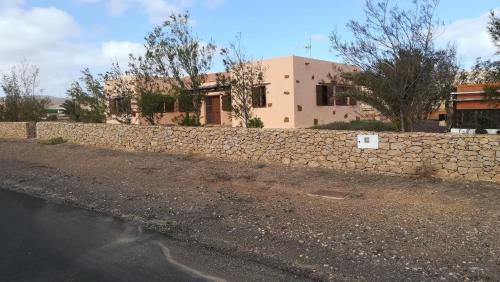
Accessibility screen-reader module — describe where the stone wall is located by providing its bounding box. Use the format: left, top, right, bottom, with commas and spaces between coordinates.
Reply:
37, 122, 500, 183
0, 122, 36, 139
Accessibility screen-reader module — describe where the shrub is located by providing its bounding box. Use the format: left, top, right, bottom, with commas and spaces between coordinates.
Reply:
46, 115, 58, 121
38, 137, 66, 145
173, 114, 200, 127
136, 91, 169, 125
248, 117, 264, 128
312, 120, 397, 132
475, 129, 488, 134
255, 163, 267, 169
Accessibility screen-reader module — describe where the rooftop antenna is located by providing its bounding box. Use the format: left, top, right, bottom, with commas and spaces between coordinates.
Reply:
304, 36, 312, 58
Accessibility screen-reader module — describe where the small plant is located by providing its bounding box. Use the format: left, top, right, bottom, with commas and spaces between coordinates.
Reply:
475, 128, 488, 135
248, 117, 264, 128
255, 163, 267, 169
38, 137, 66, 145
173, 114, 201, 126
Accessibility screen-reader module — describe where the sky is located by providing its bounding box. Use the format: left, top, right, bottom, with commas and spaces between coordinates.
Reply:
0, 0, 499, 97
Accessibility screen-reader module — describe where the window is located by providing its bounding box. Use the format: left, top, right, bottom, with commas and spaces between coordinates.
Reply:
252, 86, 267, 108
153, 96, 175, 113
221, 95, 232, 112
164, 97, 175, 113
109, 97, 131, 115
335, 85, 350, 106
178, 93, 194, 112
316, 84, 334, 106
335, 96, 348, 106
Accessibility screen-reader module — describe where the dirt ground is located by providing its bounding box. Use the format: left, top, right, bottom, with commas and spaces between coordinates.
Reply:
1, 139, 499, 281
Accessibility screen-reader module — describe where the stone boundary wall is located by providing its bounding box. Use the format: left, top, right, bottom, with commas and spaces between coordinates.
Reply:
37, 122, 500, 183
0, 122, 36, 139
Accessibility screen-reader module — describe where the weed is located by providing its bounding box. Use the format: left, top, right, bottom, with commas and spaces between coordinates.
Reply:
38, 137, 66, 145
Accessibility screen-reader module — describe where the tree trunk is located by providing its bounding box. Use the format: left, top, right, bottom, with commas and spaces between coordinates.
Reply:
244, 108, 249, 128
399, 110, 406, 132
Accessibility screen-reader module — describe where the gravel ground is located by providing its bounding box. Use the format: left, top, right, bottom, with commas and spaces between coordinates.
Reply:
1, 139, 499, 281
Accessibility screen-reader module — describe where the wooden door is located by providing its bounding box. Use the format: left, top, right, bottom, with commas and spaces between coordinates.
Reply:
206, 96, 221, 125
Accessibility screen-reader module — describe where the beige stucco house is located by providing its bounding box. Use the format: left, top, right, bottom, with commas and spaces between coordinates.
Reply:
107, 55, 379, 128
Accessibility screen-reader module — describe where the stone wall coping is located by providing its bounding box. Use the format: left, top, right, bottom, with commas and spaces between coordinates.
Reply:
36, 122, 500, 140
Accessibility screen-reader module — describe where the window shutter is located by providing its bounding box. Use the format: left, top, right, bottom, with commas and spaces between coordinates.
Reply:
109, 99, 116, 115
261, 87, 266, 107
316, 85, 322, 106
252, 87, 258, 107
222, 95, 232, 112
328, 84, 335, 106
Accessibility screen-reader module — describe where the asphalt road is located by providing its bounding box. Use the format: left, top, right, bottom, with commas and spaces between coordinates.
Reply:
0, 189, 296, 282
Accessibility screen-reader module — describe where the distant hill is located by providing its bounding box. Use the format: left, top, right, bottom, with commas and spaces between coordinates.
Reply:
0, 95, 66, 108
36, 95, 66, 107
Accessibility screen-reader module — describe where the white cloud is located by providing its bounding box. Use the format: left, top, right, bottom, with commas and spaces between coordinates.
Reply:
437, 9, 499, 67
0, 0, 226, 96
107, 0, 127, 16
311, 34, 327, 43
70, 0, 225, 22
0, 3, 144, 97
140, 0, 179, 24
101, 41, 145, 65
0, 0, 25, 9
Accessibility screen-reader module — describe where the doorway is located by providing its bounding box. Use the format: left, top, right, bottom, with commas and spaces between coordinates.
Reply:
205, 95, 221, 125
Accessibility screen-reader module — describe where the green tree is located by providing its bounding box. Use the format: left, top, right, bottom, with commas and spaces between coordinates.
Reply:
488, 11, 500, 53
330, 0, 458, 132
63, 69, 107, 123
104, 61, 134, 124
217, 33, 265, 128
457, 59, 500, 85
128, 48, 174, 125
457, 13, 500, 101
0, 61, 48, 122
143, 12, 216, 124
136, 90, 174, 125
61, 99, 83, 122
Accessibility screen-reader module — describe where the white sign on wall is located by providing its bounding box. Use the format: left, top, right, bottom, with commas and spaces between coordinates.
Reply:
357, 135, 379, 149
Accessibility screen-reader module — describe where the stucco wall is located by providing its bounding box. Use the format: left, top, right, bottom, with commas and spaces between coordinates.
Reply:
292, 56, 364, 128
37, 122, 500, 183
0, 122, 36, 139
247, 56, 297, 129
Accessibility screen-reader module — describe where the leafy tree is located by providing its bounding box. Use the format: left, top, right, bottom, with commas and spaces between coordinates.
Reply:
136, 90, 173, 125
128, 50, 174, 125
217, 33, 265, 127
63, 69, 107, 123
457, 59, 500, 85
488, 11, 500, 53
104, 61, 134, 123
144, 12, 216, 124
0, 61, 48, 122
61, 99, 83, 122
330, 0, 458, 132
457, 14, 500, 101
